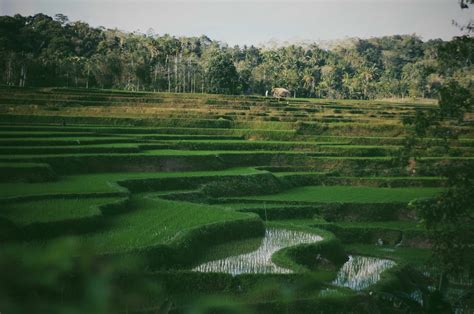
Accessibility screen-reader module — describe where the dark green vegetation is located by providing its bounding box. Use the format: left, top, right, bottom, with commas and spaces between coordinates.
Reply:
1, 13, 472, 99
0, 87, 472, 313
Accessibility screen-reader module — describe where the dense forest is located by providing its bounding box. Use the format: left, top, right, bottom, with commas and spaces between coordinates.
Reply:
0, 13, 472, 99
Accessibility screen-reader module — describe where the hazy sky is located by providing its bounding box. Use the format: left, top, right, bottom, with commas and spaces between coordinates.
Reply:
1, 0, 471, 45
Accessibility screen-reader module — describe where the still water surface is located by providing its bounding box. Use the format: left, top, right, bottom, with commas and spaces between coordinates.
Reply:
194, 228, 396, 290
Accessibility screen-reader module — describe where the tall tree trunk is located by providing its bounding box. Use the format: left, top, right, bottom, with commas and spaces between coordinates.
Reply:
174, 53, 178, 93
182, 58, 186, 93
86, 65, 90, 89
201, 72, 204, 94
19, 64, 23, 87
23, 65, 27, 87
58, 61, 63, 86
19, 64, 27, 87
74, 63, 78, 87
188, 63, 192, 93
6, 56, 12, 85
128, 59, 133, 90
438, 271, 449, 298
166, 55, 171, 93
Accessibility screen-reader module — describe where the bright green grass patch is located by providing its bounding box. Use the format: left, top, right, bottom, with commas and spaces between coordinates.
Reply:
47, 194, 257, 254
0, 167, 264, 198
0, 197, 120, 226
230, 186, 442, 203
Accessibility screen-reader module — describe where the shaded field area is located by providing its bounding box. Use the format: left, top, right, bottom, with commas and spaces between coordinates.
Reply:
1, 87, 472, 313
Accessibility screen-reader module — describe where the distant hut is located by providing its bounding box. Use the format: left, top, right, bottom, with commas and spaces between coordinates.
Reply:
271, 87, 291, 99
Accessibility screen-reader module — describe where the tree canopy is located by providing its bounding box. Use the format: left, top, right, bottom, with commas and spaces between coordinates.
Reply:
0, 13, 472, 98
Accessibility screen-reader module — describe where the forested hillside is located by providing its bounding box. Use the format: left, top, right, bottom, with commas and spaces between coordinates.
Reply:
0, 13, 472, 98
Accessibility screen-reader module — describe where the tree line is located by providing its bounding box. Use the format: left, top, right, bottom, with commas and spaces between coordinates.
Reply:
0, 13, 472, 99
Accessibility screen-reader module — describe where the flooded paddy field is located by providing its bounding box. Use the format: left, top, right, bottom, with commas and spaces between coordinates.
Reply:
194, 228, 323, 275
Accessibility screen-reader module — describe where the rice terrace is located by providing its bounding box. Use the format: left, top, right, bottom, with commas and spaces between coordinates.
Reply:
0, 5, 473, 314
1, 85, 472, 312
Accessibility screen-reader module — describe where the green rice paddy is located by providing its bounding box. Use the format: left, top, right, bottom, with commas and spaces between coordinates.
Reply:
1, 87, 472, 312
228, 185, 442, 203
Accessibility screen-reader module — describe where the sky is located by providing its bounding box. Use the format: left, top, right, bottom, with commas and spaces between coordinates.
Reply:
0, 0, 471, 46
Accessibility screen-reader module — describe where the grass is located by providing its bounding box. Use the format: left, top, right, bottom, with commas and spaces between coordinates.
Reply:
214, 203, 305, 210
0, 175, 127, 198
0, 167, 265, 198
0, 136, 134, 142
0, 143, 140, 149
316, 221, 424, 231
41, 194, 257, 254
229, 186, 442, 203
0, 162, 51, 168
0, 197, 120, 226
0, 131, 98, 137
0, 144, 142, 155
273, 173, 444, 180
154, 139, 340, 145
344, 243, 431, 267
1, 149, 472, 163
0, 125, 297, 138
0, 149, 305, 159
193, 236, 263, 265
1, 88, 472, 307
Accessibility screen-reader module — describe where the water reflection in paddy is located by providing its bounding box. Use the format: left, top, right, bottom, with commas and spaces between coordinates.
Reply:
193, 228, 323, 275
332, 255, 396, 290
194, 228, 396, 290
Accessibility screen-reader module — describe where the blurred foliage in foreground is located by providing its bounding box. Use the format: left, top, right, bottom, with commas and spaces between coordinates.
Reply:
0, 239, 164, 314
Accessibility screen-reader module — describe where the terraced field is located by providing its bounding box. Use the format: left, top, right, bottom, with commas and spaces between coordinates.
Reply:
1, 87, 472, 313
